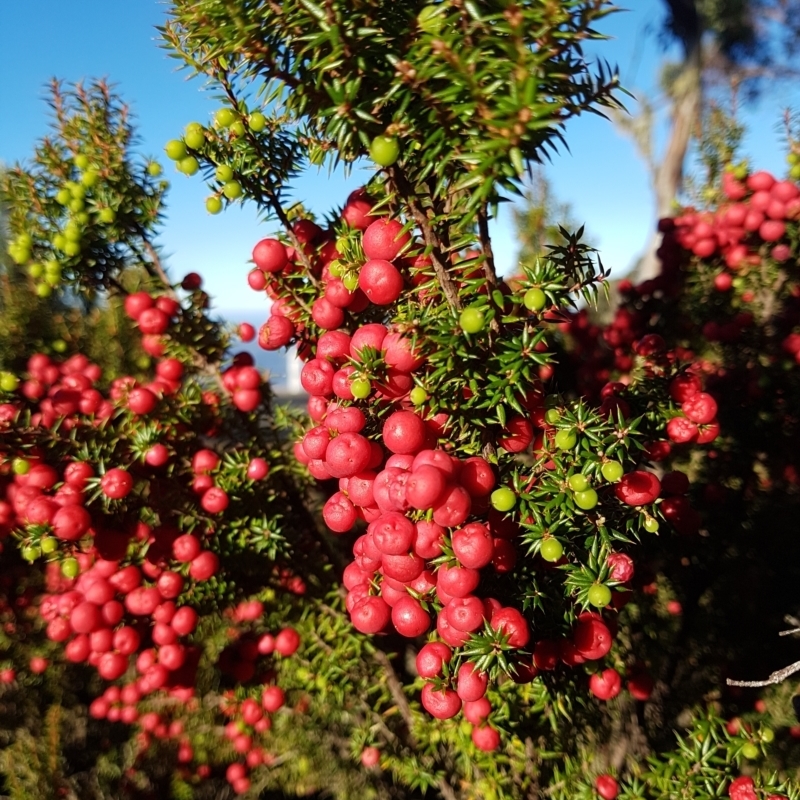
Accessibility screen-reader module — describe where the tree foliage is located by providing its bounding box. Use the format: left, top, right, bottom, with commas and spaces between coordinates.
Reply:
0, 4, 800, 800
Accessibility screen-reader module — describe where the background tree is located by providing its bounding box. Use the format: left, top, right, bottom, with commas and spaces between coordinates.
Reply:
626, 0, 800, 279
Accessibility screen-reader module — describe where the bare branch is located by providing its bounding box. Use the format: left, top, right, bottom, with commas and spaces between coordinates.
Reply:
727, 659, 800, 688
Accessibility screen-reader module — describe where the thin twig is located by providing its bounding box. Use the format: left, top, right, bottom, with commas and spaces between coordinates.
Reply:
727, 660, 800, 688
388, 166, 462, 312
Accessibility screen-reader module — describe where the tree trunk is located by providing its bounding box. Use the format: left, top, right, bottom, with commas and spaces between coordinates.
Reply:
635, 8, 703, 281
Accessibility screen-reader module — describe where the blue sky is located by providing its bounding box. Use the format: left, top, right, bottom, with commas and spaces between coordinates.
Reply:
2, 2, 799, 325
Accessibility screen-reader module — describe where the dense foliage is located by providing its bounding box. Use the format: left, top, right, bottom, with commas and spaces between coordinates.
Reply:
1, 2, 800, 799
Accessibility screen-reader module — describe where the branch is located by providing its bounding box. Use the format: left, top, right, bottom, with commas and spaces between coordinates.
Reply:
727, 659, 800, 688
476, 208, 499, 290
370, 649, 459, 800
217, 73, 320, 291
387, 166, 462, 312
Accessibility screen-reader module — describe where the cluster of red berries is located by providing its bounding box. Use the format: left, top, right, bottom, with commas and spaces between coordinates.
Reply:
0, 297, 308, 792
677, 169, 798, 270
240, 180, 718, 753
250, 190, 433, 354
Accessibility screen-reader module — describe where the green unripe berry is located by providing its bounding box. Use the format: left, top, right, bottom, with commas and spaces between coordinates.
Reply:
52, 339, 67, 353
230, 120, 246, 137
206, 196, 223, 215
179, 156, 200, 176
61, 558, 80, 579
643, 516, 660, 533
12, 458, 30, 475
249, 112, 267, 132
40, 537, 59, 555
22, 545, 41, 563
184, 126, 205, 150
741, 742, 759, 760
587, 583, 612, 608
80, 170, 99, 188
554, 429, 577, 450
74, 154, 90, 170
761, 727, 775, 744
350, 378, 372, 399
491, 487, 516, 512
9, 245, 29, 264
64, 223, 82, 242
68, 197, 85, 213
36, 283, 53, 298
342, 273, 359, 292
98, 207, 116, 224
544, 408, 561, 425
0, 372, 19, 392
410, 387, 428, 405
523, 287, 547, 312
28, 263, 44, 279
568, 473, 590, 492
63, 241, 81, 258
540, 538, 563, 562
56, 188, 71, 205
601, 460, 624, 483
215, 108, 236, 128
573, 488, 598, 510
165, 139, 187, 160
45, 273, 61, 287
788, 151, 799, 165
75, 211, 89, 225
215, 164, 234, 182
369, 135, 400, 167
791, 164, 800, 181
52, 234, 67, 252
135, 355, 151, 370
147, 161, 163, 177
222, 180, 242, 200
459, 306, 486, 334
68, 183, 85, 200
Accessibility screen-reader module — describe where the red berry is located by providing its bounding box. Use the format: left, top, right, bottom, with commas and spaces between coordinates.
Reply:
391, 596, 430, 638
360, 746, 381, 768
274, 627, 301, 656
362, 218, 411, 261
681, 392, 717, 424
52, 504, 91, 541
589, 668, 622, 700
201, 487, 229, 514
415, 641, 452, 678
607, 552, 634, 582
252, 238, 289, 273
421, 683, 462, 719
471, 724, 501, 752
456, 662, 488, 702
100, 468, 133, 499
189, 551, 219, 581
728, 776, 757, 800
490, 606, 530, 648
614, 471, 661, 506
573, 614, 613, 660
258, 315, 295, 350
351, 595, 391, 634
358, 259, 404, 305
595, 774, 620, 800
452, 522, 494, 569
261, 685, 285, 712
